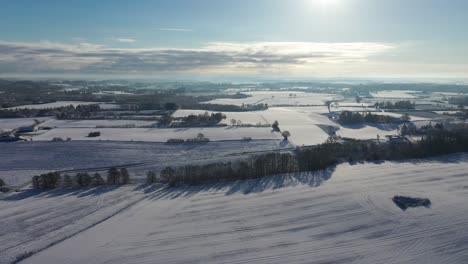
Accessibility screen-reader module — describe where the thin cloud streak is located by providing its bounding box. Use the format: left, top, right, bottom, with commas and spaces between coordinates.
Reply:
112, 38, 137, 43
158, 28, 193, 32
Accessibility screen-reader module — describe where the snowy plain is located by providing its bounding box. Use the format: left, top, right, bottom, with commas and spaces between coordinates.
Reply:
32, 127, 282, 142
203, 91, 339, 106
1, 154, 467, 264
0, 140, 292, 186
7, 101, 102, 110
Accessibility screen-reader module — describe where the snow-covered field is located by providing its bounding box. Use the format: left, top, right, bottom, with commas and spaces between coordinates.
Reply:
370, 90, 421, 99
8, 101, 102, 109
32, 127, 282, 142
0, 117, 53, 131
174, 107, 332, 146
0, 140, 291, 186
2, 154, 467, 264
203, 91, 339, 106
173, 109, 272, 126
337, 123, 399, 140
41, 119, 156, 128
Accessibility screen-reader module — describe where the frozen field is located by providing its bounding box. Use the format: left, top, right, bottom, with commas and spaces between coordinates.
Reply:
0, 140, 291, 186
173, 109, 272, 126
203, 91, 339, 106
8, 101, 103, 110
0, 117, 53, 131
41, 119, 156, 128
32, 127, 282, 142
370, 90, 421, 99
2, 154, 467, 264
337, 123, 399, 140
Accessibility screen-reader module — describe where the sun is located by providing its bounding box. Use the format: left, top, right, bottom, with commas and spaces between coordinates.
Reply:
311, 0, 340, 8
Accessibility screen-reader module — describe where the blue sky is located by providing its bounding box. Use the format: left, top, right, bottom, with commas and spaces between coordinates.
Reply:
0, 0, 467, 79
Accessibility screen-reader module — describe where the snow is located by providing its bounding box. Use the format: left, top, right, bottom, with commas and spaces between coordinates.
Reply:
32, 127, 281, 142
370, 90, 420, 99
173, 110, 271, 126
41, 118, 156, 128
6, 153, 468, 264
337, 123, 399, 140
0, 117, 53, 131
0, 140, 291, 187
203, 92, 339, 106
173, 108, 332, 146
8, 101, 101, 109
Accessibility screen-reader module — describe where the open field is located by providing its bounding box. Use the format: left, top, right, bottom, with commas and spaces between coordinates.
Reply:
7, 101, 103, 110
0, 117, 53, 131
370, 90, 421, 99
1, 154, 466, 264
337, 123, 399, 140
32, 127, 282, 142
0, 140, 292, 186
41, 119, 156, 128
203, 91, 339, 106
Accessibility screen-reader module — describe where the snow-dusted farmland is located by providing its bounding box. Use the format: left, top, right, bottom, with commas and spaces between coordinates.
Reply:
0, 117, 53, 131
203, 91, 339, 106
0, 140, 291, 186
41, 118, 156, 128
4, 154, 467, 264
370, 90, 421, 99
7, 101, 102, 110
173, 107, 332, 146
173, 109, 271, 126
33, 127, 282, 142
337, 123, 399, 140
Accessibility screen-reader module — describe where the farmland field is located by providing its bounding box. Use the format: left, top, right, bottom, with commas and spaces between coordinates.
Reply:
2, 154, 467, 264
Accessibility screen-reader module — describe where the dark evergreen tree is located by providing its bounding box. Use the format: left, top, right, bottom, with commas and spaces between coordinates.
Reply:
120, 168, 130, 185
107, 167, 120, 185
62, 174, 74, 188
91, 173, 105, 186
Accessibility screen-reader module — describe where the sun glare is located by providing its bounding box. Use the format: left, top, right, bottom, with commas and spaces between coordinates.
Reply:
310, 0, 340, 9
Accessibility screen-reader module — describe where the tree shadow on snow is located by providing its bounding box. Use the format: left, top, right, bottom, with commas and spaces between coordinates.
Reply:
1, 186, 123, 201
141, 167, 336, 201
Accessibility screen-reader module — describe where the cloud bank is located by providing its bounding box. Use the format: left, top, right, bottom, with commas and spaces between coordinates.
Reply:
0, 41, 394, 76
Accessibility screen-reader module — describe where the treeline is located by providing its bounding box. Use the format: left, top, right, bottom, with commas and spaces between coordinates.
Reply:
0, 104, 101, 118
167, 133, 210, 144
374, 101, 415, 110
339, 111, 397, 125
174, 112, 226, 125
31, 167, 131, 190
159, 152, 299, 186
158, 127, 468, 186
449, 96, 468, 107
193, 103, 268, 112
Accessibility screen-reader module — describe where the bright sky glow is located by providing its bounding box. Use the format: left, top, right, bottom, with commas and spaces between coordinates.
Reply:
0, 0, 467, 79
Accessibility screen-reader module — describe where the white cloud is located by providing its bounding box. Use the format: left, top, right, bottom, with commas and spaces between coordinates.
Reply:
0, 40, 397, 76
112, 38, 137, 43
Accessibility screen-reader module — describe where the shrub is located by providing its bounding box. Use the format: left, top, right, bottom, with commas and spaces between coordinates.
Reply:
167, 138, 185, 144
88, 131, 101, 137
